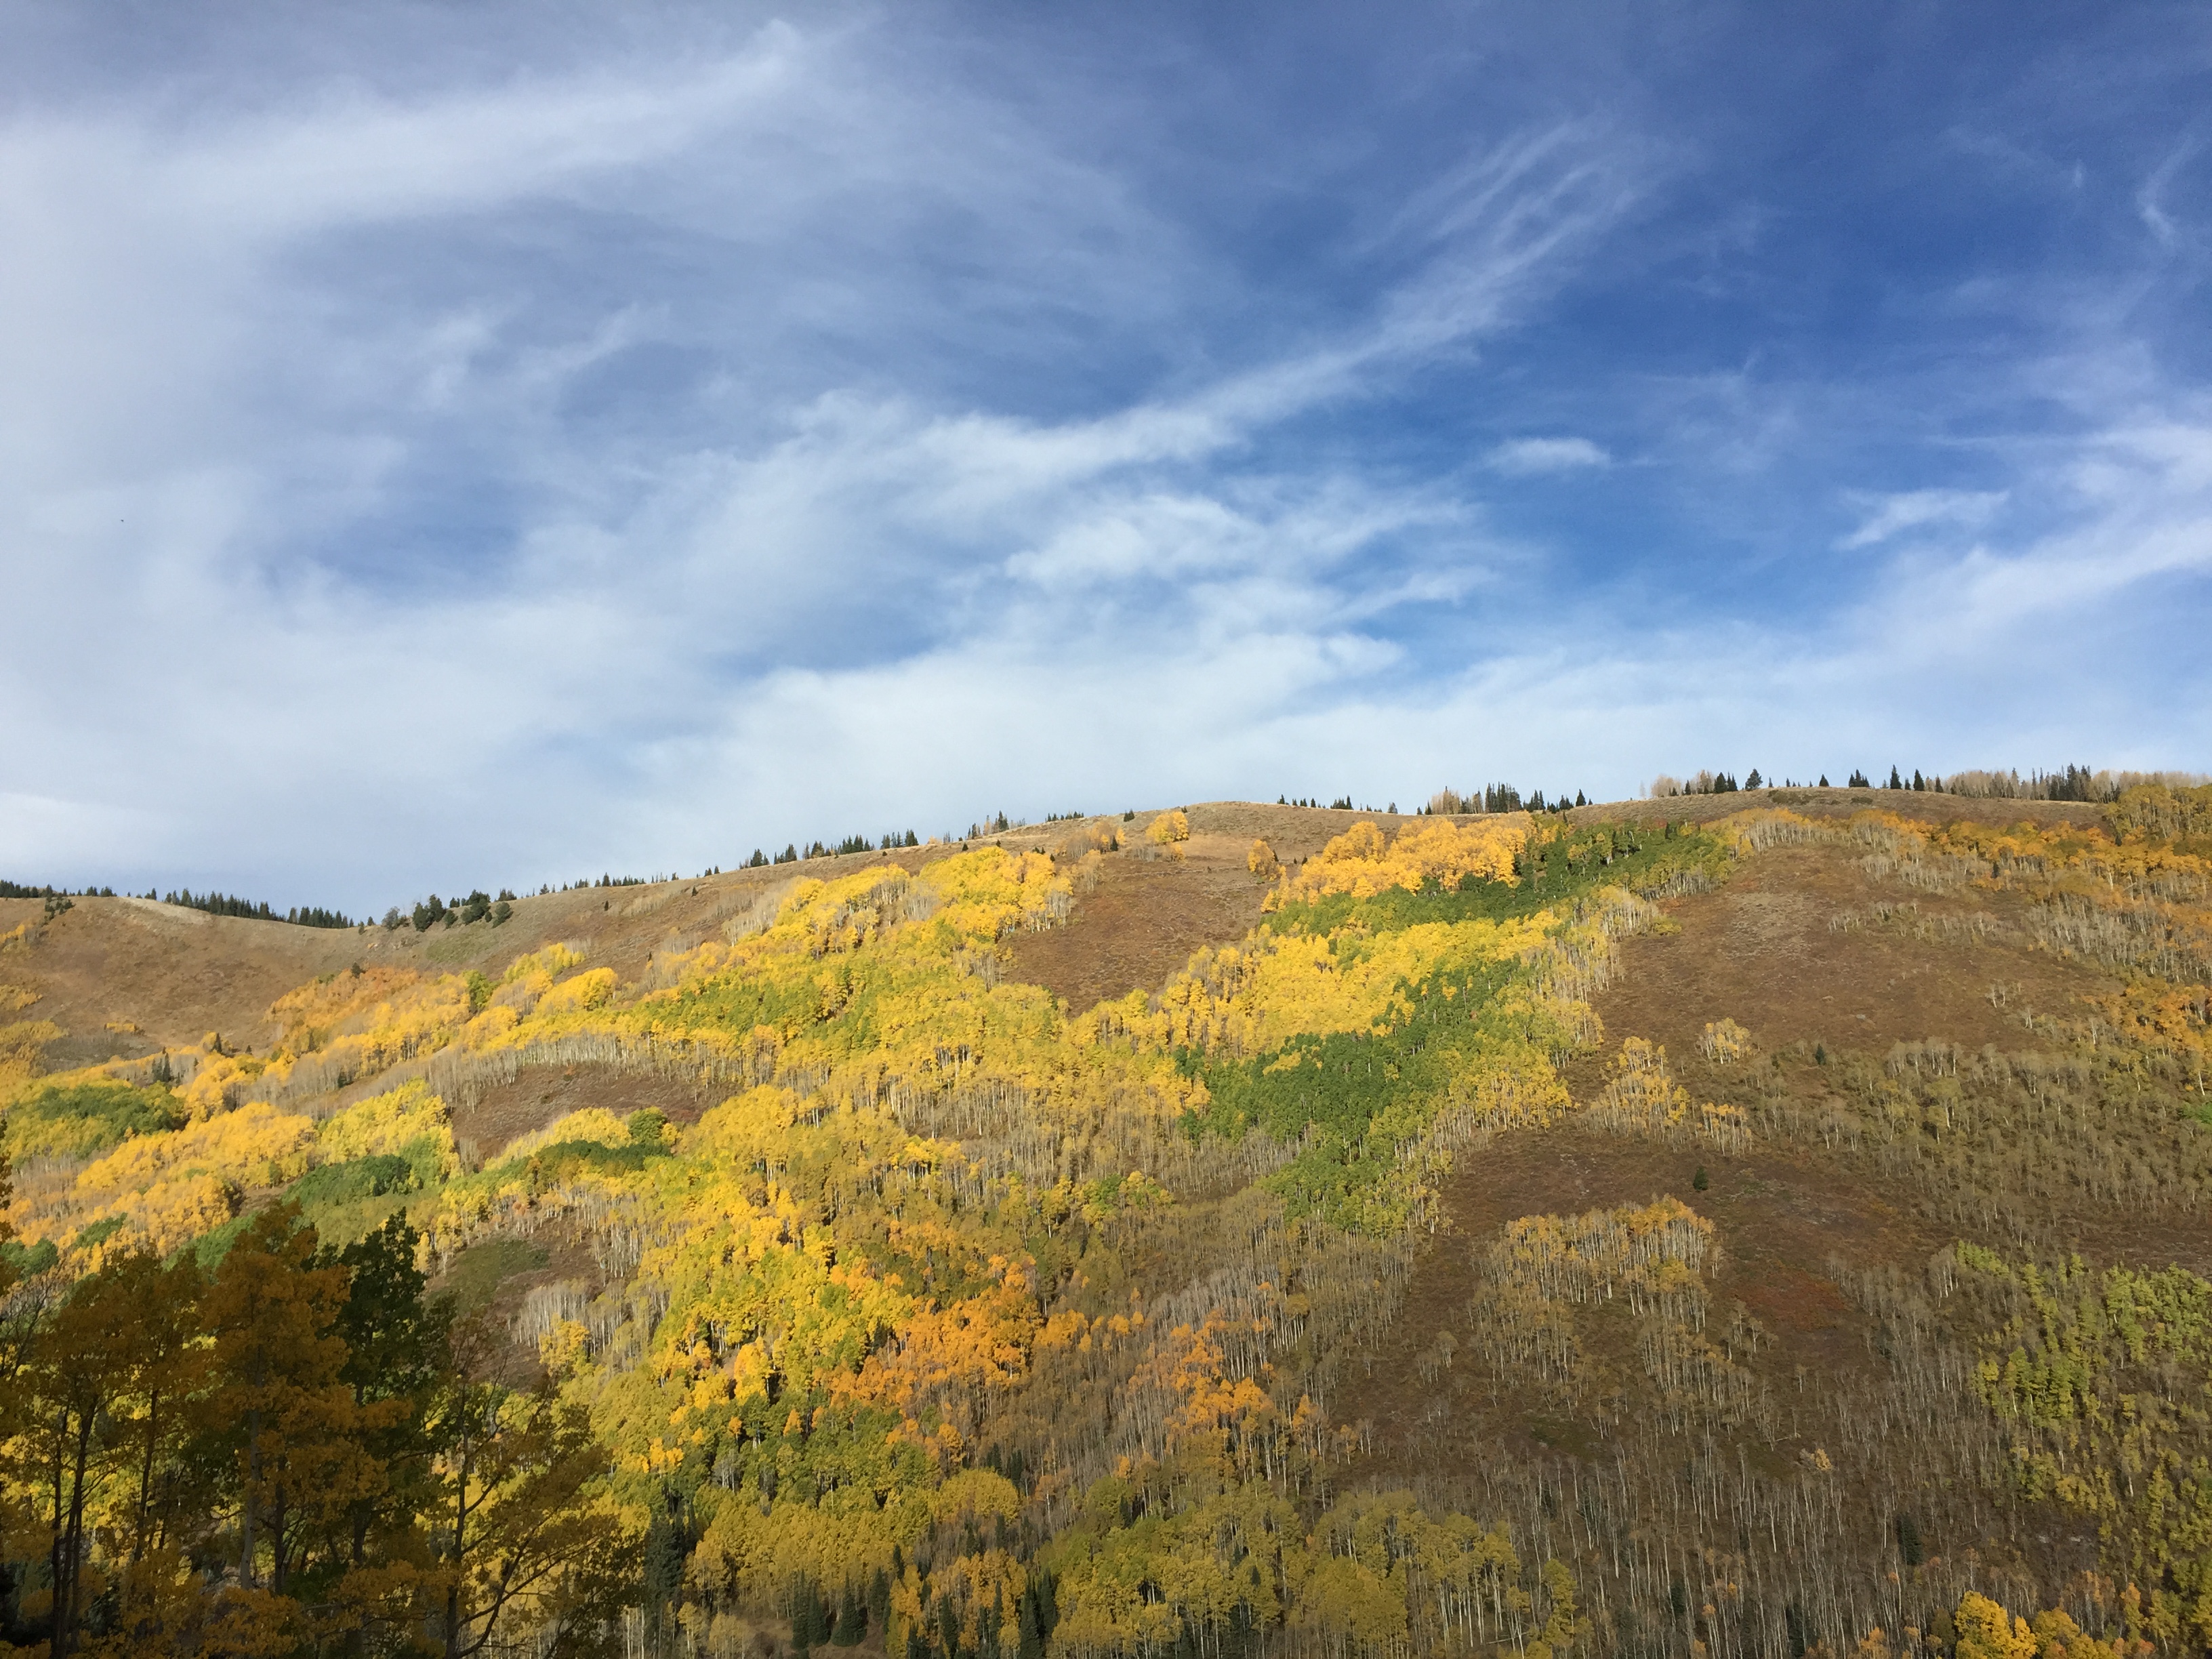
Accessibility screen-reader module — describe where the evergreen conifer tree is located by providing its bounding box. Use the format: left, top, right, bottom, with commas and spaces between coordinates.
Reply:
644, 1494, 686, 1651
834, 1580, 864, 1645
1896, 1512, 1925, 1566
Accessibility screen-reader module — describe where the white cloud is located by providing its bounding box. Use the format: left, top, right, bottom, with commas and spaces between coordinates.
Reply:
1486, 436, 1611, 475
1835, 488, 2007, 550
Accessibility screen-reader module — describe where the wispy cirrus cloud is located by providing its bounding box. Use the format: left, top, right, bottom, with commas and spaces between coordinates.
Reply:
1487, 436, 1612, 476
1835, 489, 2007, 550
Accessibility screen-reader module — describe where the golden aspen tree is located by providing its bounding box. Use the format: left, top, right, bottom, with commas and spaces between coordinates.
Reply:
68, 1255, 209, 1657
1954, 1593, 2039, 1659
426, 1330, 631, 1659
1698, 1018, 1750, 1063
196, 1205, 377, 1599
1145, 809, 1189, 846
20, 1263, 137, 1655
2027, 1607, 2131, 1659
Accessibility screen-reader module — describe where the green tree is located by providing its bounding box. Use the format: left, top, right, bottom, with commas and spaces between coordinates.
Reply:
642, 1492, 687, 1656
323, 1212, 452, 1650
834, 1579, 865, 1645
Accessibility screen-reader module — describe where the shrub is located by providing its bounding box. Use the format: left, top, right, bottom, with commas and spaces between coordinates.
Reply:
287, 1153, 417, 1208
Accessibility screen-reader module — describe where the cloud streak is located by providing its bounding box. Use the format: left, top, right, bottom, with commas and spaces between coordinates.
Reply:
1836, 489, 2007, 550
1488, 437, 1612, 476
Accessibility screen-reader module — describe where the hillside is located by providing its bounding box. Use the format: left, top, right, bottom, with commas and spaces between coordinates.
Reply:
2, 785, 2210, 1659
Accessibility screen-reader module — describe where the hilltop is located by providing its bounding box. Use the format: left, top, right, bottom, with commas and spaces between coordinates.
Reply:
1, 783, 2209, 1659
0, 790, 2111, 1077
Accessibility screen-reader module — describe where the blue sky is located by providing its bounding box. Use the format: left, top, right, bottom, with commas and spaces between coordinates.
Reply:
3, 1, 2208, 911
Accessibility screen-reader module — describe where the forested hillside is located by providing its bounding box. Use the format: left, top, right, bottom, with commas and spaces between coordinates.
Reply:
2, 785, 2209, 1659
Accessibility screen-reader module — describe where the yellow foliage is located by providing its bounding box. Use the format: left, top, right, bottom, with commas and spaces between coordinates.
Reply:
928, 1467, 1022, 1527
539, 1318, 589, 1373
1700, 1017, 1751, 1063
537, 967, 618, 1016
499, 1107, 632, 1164
1490, 1196, 1714, 1310
684, 1085, 802, 1155
33, 1101, 316, 1256
1290, 817, 1526, 900
36, 791, 2212, 1657
503, 941, 587, 985
517, 852, 1076, 1097
1147, 809, 1190, 846
1473, 1197, 1767, 1435
462, 1003, 519, 1045
1955, 1593, 2039, 1659
77, 1100, 314, 1199
1097, 912, 1555, 1061
177, 1047, 266, 1118
1125, 1309, 1278, 1471
316, 1078, 457, 1176
934, 1550, 1030, 1657
22, 827, 1729, 1649
188, 972, 482, 1115
2085, 981, 2210, 1077
0, 1018, 62, 1085
1, 823, 1758, 1659
848, 1258, 1041, 1442
1288, 1551, 1408, 1655
82, 1172, 237, 1263
2028, 1607, 2133, 1659
695, 1497, 919, 1622
267, 965, 422, 1055
2105, 781, 2212, 848
1588, 1038, 1748, 1152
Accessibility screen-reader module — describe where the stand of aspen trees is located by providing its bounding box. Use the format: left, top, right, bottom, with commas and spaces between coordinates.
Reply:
1, 785, 2208, 1657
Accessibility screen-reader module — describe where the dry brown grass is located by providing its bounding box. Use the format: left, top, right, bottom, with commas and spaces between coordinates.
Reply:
1002, 836, 1269, 1010
447, 1061, 716, 1164
1582, 840, 2116, 1060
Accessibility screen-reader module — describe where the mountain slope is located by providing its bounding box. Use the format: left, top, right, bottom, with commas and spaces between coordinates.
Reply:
3, 787, 2209, 1659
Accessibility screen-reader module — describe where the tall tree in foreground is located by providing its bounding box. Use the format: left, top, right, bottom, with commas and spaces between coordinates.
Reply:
197, 1205, 374, 1601
430, 1321, 632, 1658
